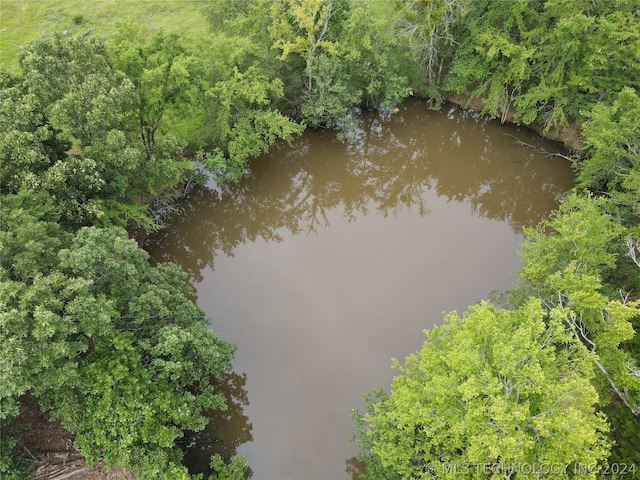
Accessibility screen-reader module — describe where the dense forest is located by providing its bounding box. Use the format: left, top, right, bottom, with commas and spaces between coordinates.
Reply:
1, 0, 638, 478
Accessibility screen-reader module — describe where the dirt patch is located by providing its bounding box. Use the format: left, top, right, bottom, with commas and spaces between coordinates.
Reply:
12, 396, 137, 480
32, 460, 137, 480
545, 121, 582, 151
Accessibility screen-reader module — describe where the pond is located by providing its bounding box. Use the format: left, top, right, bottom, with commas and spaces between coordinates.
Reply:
147, 99, 575, 479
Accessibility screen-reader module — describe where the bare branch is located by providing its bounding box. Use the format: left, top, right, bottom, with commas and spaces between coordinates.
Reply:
625, 235, 640, 268
626, 362, 640, 378
503, 133, 577, 163
619, 289, 631, 304
564, 310, 639, 415
594, 358, 640, 415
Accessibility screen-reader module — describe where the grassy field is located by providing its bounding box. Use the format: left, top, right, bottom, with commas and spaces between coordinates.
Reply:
0, 0, 209, 72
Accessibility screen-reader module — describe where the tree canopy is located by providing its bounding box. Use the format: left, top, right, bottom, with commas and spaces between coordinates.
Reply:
436, 0, 640, 132
1, 0, 639, 477
0, 224, 236, 476
354, 300, 611, 479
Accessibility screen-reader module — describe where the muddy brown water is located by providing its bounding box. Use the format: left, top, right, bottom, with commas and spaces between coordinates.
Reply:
147, 100, 575, 479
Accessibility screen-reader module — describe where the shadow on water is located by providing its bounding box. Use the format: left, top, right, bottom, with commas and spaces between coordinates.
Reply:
345, 456, 367, 480
180, 372, 254, 478
150, 100, 572, 285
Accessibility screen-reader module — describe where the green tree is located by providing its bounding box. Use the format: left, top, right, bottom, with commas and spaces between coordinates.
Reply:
518, 193, 640, 416
339, 3, 409, 110
202, 0, 407, 130
519, 192, 624, 289
513, 0, 600, 129
577, 87, 640, 219
269, 0, 409, 128
270, 0, 341, 99
444, 0, 542, 124
353, 300, 610, 479
110, 24, 198, 160
19, 33, 134, 148
199, 0, 282, 96
298, 52, 362, 129
15, 34, 194, 228
393, 0, 459, 86
298, 1, 409, 127
0, 72, 70, 194
201, 0, 277, 51
202, 65, 303, 180
0, 193, 70, 284
443, 0, 640, 131
0, 226, 236, 477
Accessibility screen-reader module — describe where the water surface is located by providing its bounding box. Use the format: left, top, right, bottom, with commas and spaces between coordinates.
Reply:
148, 100, 575, 479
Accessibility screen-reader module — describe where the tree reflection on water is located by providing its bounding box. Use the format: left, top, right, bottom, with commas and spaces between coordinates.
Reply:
345, 455, 367, 480
180, 372, 253, 478
148, 100, 573, 286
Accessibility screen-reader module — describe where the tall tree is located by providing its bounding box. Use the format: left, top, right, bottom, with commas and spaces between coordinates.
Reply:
0, 226, 236, 476
270, 0, 340, 99
202, 65, 304, 180
110, 24, 198, 160
576, 87, 640, 219
353, 300, 611, 479
443, 0, 640, 131
19, 33, 134, 148
0, 72, 70, 194
16, 34, 194, 228
393, 0, 460, 86
339, 3, 409, 109
518, 193, 640, 416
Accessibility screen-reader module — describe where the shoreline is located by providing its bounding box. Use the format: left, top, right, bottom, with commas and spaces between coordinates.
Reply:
446, 95, 582, 153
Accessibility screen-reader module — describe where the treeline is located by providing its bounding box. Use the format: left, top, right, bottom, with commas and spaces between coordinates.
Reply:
0, 0, 639, 478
